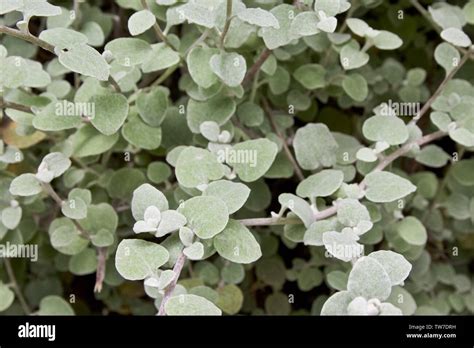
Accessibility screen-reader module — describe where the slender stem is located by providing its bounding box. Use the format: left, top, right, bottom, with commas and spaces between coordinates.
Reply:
0, 25, 54, 52
0, 25, 122, 93
108, 76, 122, 93
262, 99, 305, 181
360, 131, 446, 188
158, 252, 187, 315
410, 0, 441, 33
220, 0, 233, 48
172, 52, 459, 228
0, 100, 32, 113
410, 49, 471, 125
337, 1, 358, 33
41, 183, 91, 239
239, 130, 446, 227
94, 247, 108, 293
250, 69, 260, 102
3, 258, 31, 314
72, 0, 82, 89
140, 0, 173, 49
184, 29, 210, 57
151, 65, 178, 87
72, 0, 82, 30
243, 49, 271, 87
240, 216, 303, 226
410, 0, 473, 59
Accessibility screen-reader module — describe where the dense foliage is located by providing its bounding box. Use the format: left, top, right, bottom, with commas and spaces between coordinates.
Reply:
1, 0, 474, 316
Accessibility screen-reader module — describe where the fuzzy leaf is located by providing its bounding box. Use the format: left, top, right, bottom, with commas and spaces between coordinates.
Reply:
368, 250, 412, 286
214, 220, 262, 264
204, 180, 250, 214
434, 43, 460, 75
293, 123, 338, 170
278, 193, 314, 228
178, 196, 229, 239
71, 125, 119, 157
9, 174, 42, 196
39, 28, 88, 50
58, 44, 109, 81
373, 31, 403, 50
210, 52, 247, 87
259, 4, 298, 50
364, 171, 417, 203
227, 139, 278, 182
186, 95, 236, 133
395, 216, 427, 246
38, 296, 74, 315
90, 93, 129, 136
362, 115, 409, 145
340, 43, 369, 70
440, 28, 472, 47
165, 294, 222, 316
347, 256, 392, 301
175, 147, 225, 188
115, 239, 169, 280
296, 169, 344, 198
415, 145, 450, 168
131, 184, 168, 221
342, 73, 368, 102
237, 8, 279, 29
321, 291, 353, 315
104, 38, 152, 66
187, 46, 219, 88
293, 64, 326, 90
323, 228, 364, 262
1, 206, 22, 230
128, 9, 156, 36
0, 282, 15, 312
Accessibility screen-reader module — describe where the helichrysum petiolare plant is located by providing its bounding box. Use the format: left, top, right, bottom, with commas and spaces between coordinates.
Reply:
0, 0, 474, 316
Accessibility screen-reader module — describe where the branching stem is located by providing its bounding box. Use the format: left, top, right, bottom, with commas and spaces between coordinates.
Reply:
3, 258, 31, 315
0, 25, 122, 93
158, 252, 187, 315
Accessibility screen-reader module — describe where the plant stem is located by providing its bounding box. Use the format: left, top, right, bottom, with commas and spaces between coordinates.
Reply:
158, 252, 187, 315
359, 131, 446, 189
0, 25, 122, 93
262, 99, 305, 181
108, 77, 122, 93
3, 258, 31, 315
238, 130, 447, 227
220, 0, 233, 48
0, 25, 54, 52
140, 0, 174, 49
337, 1, 358, 33
184, 29, 210, 57
243, 49, 272, 87
410, 0, 473, 59
410, 49, 471, 125
94, 247, 108, 293
41, 183, 91, 239
0, 100, 33, 113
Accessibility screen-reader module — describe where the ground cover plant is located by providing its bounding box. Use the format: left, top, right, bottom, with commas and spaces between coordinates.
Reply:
0, 0, 474, 316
